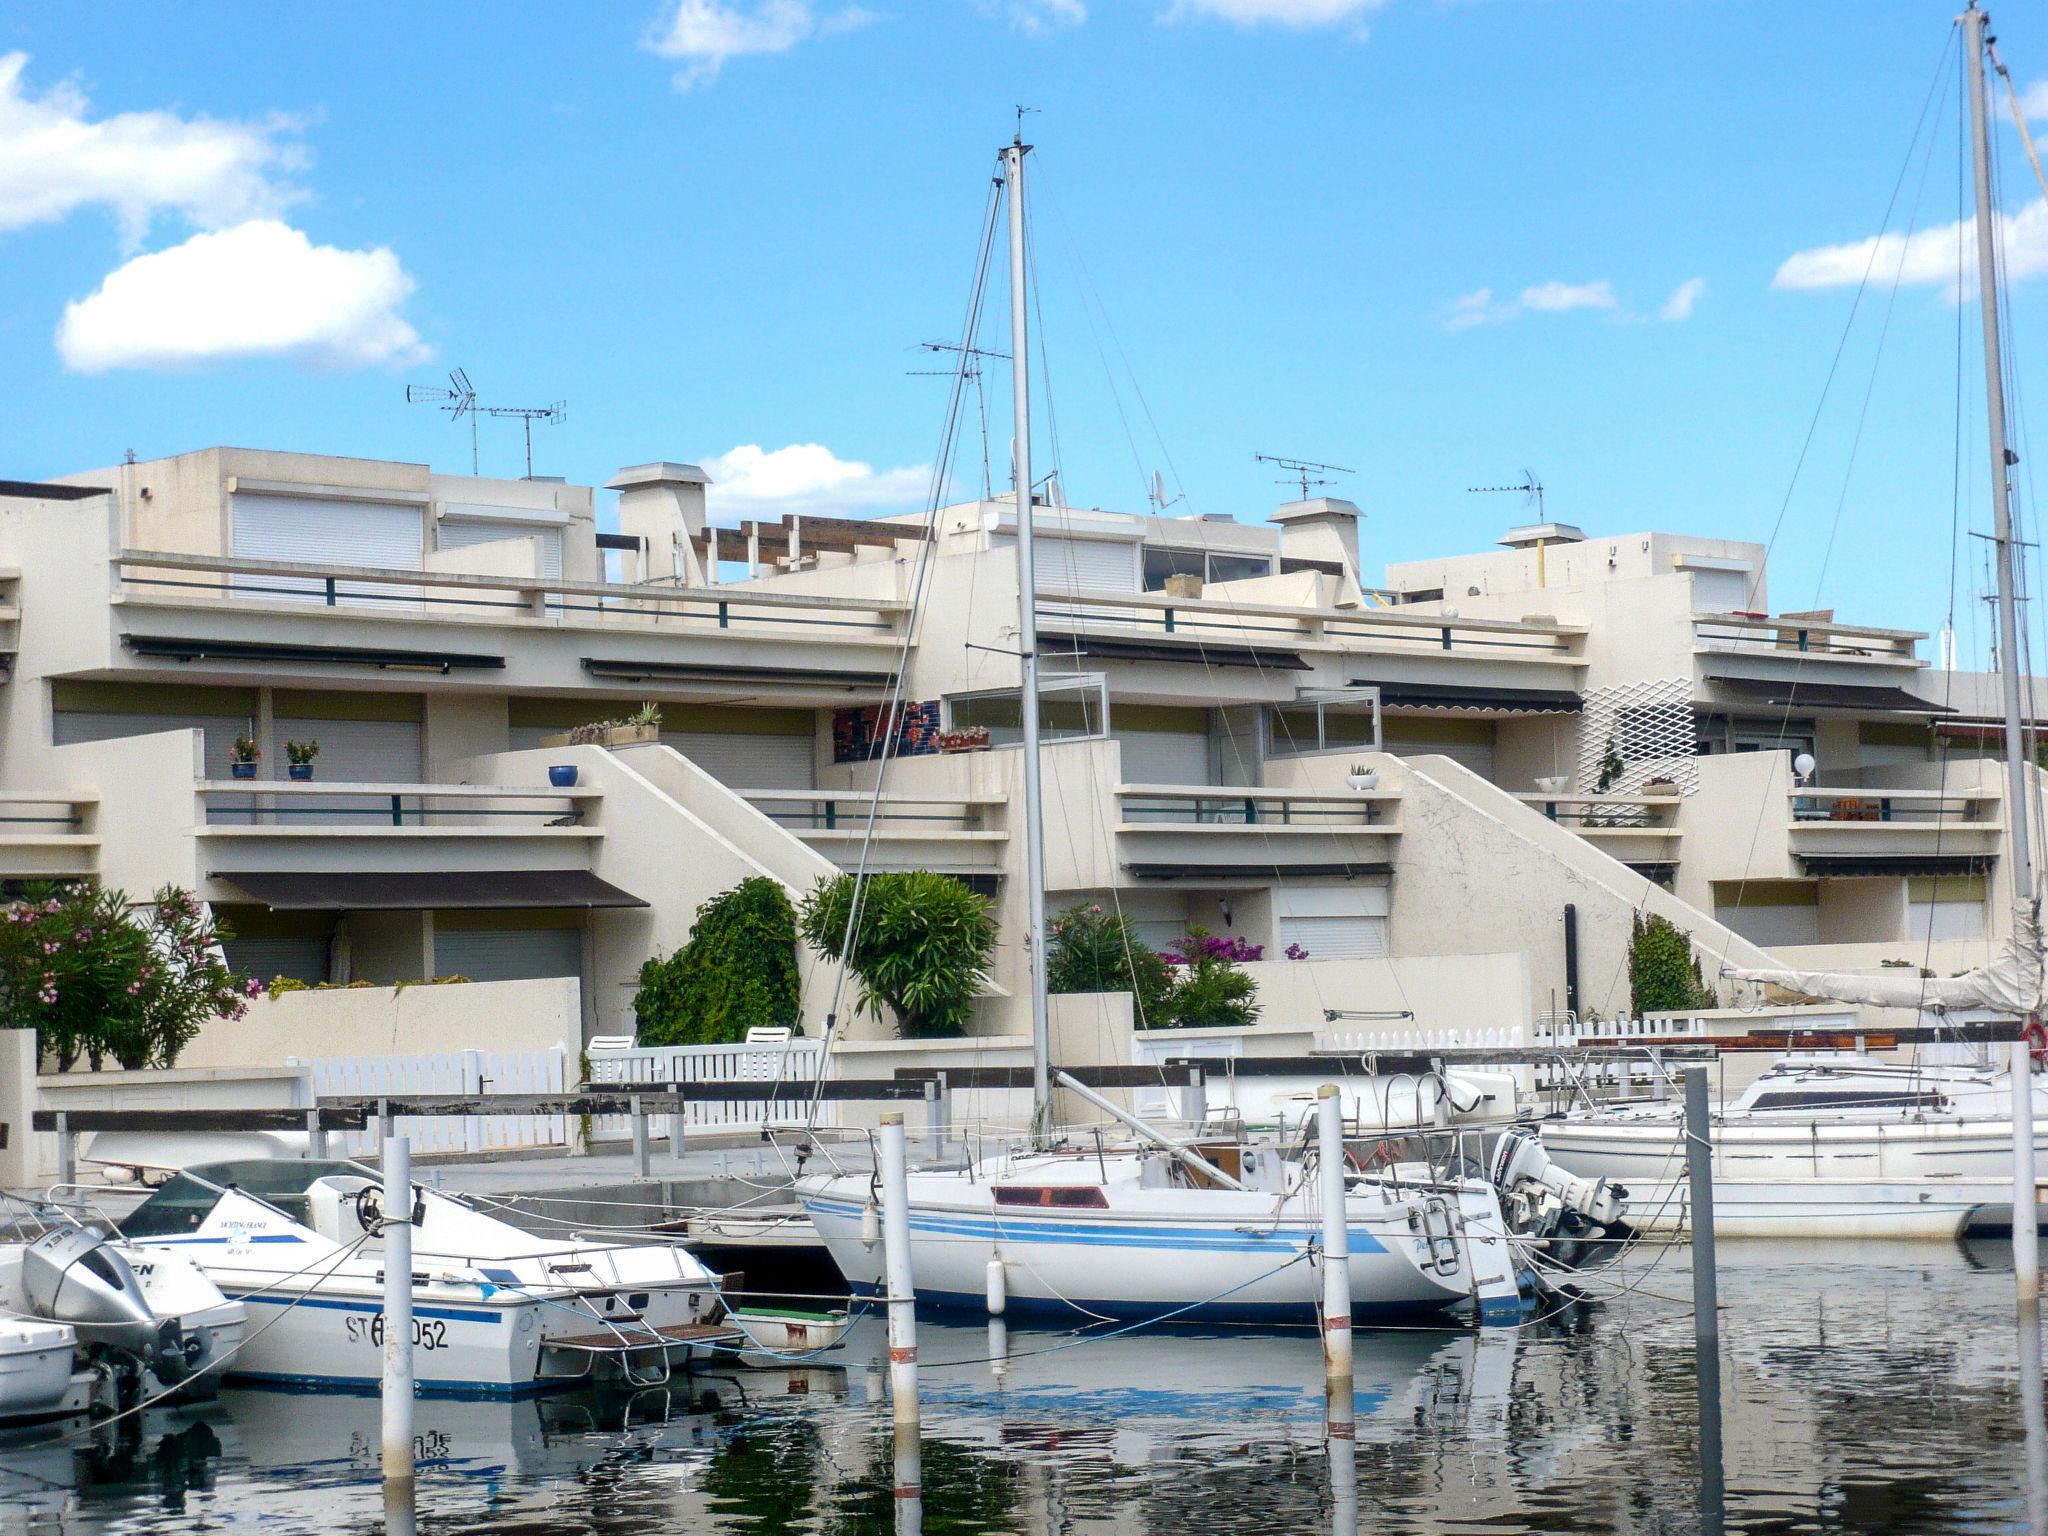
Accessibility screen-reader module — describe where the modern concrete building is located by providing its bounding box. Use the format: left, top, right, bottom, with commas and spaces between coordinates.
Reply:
0, 446, 2026, 1045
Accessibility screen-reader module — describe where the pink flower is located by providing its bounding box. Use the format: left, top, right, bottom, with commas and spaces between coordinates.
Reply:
126, 981, 141, 996
243, 976, 264, 997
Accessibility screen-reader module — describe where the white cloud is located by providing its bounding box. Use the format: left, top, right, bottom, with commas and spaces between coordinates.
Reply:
1659, 276, 1705, 321
1519, 279, 1616, 313
1442, 287, 1504, 331
2020, 79, 2048, 121
987, 0, 1087, 33
1165, 0, 1383, 29
1773, 199, 2048, 293
0, 52, 304, 247
57, 219, 425, 373
703, 442, 932, 515
644, 1, 876, 89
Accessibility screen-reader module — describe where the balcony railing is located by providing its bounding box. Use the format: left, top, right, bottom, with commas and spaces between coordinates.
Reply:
197, 780, 599, 829
114, 549, 906, 636
1787, 786, 1999, 825
1034, 589, 1584, 660
743, 790, 1004, 834
1115, 783, 1400, 830
0, 791, 99, 878
1693, 612, 1923, 664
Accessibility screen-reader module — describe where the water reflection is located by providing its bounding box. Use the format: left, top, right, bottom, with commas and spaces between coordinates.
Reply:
2, 1247, 2045, 1534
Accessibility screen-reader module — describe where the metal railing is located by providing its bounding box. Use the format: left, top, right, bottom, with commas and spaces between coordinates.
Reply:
741, 789, 1001, 833
1785, 786, 2000, 825
196, 780, 596, 828
1693, 612, 1923, 662
1115, 783, 1395, 827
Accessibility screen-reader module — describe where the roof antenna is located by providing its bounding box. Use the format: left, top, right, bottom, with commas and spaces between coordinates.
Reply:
1149, 470, 1185, 513
910, 340, 1010, 498
407, 368, 566, 477
1467, 469, 1546, 523
1014, 104, 1039, 144
1254, 452, 1353, 502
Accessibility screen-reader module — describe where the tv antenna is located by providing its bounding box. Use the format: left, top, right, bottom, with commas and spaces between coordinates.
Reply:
1148, 470, 1184, 513
909, 340, 1010, 498
1254, 453, 1353, 501
1467, 470, 1546, 522
406, 368, 566, 477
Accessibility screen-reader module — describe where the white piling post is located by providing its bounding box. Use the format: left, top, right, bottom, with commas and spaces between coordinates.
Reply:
892, 1424, 923, 1536
1326, 1371, 1358, 1536
878, 1111, 920, 1432
382, 1131, 415, 1490
1683, 1068, 1719, 1347
2015, 1039, 2040, 1316
1315, 1084, 1353, 1387
630, 1094, 651, 1180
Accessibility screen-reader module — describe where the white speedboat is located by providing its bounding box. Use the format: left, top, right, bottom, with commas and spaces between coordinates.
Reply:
116, 1159, 735, 1395
1539, 1054, 2044, 1238
800, 1138, 1529, 1325
0, 1195, 247, 1421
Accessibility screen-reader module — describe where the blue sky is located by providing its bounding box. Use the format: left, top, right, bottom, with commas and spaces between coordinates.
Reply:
4, 1, 2048, 663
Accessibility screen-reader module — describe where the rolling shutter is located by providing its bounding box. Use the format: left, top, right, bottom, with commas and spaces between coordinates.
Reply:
1276, 885, 1389, 960
224, 935, 330, 985
666, 731, 814, 791
54, 709, 248, 781
1690, 568, 1754, 613
1382, 721, 1495, 781
433, 926, 582, 982
1117, 731, 1211, 785
231, 492, 423, 601
999, 534, 1138, 593
273, 717, 423, 783
435, 519, 563, 581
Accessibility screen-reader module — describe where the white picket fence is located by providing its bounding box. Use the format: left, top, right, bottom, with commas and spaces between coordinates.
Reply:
584, 1035, 828, 1137
292, 1046, 571, 1156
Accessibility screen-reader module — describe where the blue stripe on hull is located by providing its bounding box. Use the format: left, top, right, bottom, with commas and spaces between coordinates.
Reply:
806, 1196, 1392, 1256
226, 1293, 506, 1325
225, 1369, 543, 1399
845, 1280, 1464, 1327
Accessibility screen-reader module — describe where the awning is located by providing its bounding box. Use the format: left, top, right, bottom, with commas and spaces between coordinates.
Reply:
125, 635, 504, 672
1046, 634, 1310, 670
1795, 855, 1993, 878
1123, 861, 1393, 880
216, 869, 647, 911
582, 657, 896, 689
1706, 677, 1952, 714
1356, 681, 1583, 715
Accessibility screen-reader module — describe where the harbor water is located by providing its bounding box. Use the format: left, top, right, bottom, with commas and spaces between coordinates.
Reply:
3, 1241, 2042, 1535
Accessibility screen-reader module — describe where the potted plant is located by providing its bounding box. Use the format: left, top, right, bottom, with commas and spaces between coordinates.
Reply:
285, 739, 319, 781
556, 701, 664, 749
1346, 762, 1379, 791
936, 726, 991, 754
1641, 777, 1679, 796
229, 733, 260, 780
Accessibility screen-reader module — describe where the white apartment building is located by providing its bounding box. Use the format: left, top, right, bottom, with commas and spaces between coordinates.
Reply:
0, 446, 2026, 1045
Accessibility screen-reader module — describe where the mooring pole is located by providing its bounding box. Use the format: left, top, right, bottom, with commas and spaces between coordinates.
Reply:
1326, 1371, 1358, 1536
2014, 1039, 2040, 1316
1683, 1067, 1719, 1344
1315, 1084, 1353, 1387
381, 1129, 415, 1490
878, 1111, 920, 1433
630, 1094, 651, 1180
893, 1420, 923, 1536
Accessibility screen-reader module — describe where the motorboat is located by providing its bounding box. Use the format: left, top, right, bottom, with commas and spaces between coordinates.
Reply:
115, 1159, 736, 1395
1539, 1053, 2041, 1239
0, 1194, 247, 1422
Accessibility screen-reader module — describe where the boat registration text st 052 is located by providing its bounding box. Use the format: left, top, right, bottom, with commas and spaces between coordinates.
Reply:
344, 1314, 448, 1350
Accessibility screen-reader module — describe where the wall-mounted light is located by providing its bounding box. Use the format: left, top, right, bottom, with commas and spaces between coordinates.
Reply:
1793, 752, 1817, 785
1217, 897, 1234, 928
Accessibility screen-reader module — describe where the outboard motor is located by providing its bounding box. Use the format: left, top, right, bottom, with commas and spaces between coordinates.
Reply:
21, 1226, 195, 1381
1489, 1127, 1627, 1268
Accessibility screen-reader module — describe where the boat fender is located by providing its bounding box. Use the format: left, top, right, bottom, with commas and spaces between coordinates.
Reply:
2026, 1014, 2048, 1070
860, 1201, 882, 1250
985, 1258, 1007, 1318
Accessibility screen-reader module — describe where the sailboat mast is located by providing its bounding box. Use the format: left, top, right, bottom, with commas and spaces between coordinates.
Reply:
1003, 136, 1055, 1144
1966, 1, 2035, 907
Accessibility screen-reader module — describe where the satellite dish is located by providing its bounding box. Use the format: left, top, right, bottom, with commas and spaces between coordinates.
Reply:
1152, 471, 1167, 510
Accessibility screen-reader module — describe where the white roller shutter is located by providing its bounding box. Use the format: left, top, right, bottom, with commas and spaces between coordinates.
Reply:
273, 718, 422, 783
1383, 722, 1495, 782
435, 520, 563, 581
433, 927, 582, 982
1118, 731, 1211, 785
1689, 568, 1755, 613
1276, 885, 1389, 960
667, 731, 814, 791
231, 492, 423, 602
54, 710, 247, 781
998, 534, 1137, 593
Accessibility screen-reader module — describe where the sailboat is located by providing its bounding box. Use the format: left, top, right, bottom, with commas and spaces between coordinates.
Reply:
1541, 2, 2046, 1243
791, 134, 1615, 1328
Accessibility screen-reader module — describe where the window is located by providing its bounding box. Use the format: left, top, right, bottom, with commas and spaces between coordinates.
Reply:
947, 674, 1108, 745
1908, 876, 1986, 942
1141, 547, 1275, 590
993, 1186, 1109, 1208
1207, 553, 1272, 584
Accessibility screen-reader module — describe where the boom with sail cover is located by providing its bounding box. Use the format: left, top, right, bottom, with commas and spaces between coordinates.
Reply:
1726, 905, 2045, 1014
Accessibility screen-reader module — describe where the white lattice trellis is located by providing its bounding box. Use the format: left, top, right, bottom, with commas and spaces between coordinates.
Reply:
1576, 678, 1698, 795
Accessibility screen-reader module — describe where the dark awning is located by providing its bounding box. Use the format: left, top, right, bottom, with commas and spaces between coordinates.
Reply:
1796, 855, 1993, 878
125, 635, 504, 672
217, 869, 647, 911
1707, 677, 1952, 715
1046, 634, 1310, 670
1357, 681, 1583, 714
583, 657, 896, 689
1123, 861, 1393, 880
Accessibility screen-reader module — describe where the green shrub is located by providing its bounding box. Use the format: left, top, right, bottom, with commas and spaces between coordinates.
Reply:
1628, 912, 1718, 1015
1047, 904, 1175, 1029
1157, 924, 1262, 1030
799, 871, 995, 1039
636, 877, 802, 1046
268, 976, 310, 996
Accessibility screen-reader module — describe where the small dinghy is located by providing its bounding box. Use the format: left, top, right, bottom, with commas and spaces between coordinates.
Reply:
728, 1304, 855, 1356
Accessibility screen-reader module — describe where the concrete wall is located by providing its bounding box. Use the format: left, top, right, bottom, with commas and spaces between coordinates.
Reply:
178, 976, 579, 1068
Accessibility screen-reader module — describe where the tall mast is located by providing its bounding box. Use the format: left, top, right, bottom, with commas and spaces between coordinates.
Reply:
1003, 135, 1055, 1144
1965, 3, 2035, 913
1964, 1, 2041, 1317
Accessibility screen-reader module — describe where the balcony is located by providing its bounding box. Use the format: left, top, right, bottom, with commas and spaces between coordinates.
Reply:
1512, 792, 1684, 870
744, 789, 1009, 876
1113, 783, 1400, 878
1786, 786, 2003, 869
1693, 612, 1923, 667
0, 792, 99, 879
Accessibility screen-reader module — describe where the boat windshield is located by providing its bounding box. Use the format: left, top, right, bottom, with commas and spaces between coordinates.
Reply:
118, 1158, 373, 1239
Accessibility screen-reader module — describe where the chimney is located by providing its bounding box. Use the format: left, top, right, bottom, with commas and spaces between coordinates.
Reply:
607, 462, 711, 584
1268, 496, 1365, 593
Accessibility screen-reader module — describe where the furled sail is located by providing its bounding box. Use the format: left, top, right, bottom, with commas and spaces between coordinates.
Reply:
1725, 904, 2044, 1015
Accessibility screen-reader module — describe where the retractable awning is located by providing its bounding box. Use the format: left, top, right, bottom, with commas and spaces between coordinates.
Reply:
1356, 681, 1583, 714
1046, 634, 1310, 670
1707, 677, 1951, 714
125, 635, 504, 672
582, 657, 896, 689
1123, 861, 1393, 880
1795, 855, 1993, 878
217, 869, 647, 911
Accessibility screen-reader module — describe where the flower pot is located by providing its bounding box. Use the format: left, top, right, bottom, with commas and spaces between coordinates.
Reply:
288, 763, 314, 781
1534, 775, 1570, 794
230, 761, 258, 780
1347, 771, 1379, 791
1641, 781, 1678, 796
548, 765, 579, 787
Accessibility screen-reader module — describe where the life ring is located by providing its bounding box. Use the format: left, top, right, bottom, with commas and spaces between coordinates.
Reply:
2024, 1015, 2048, 1071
